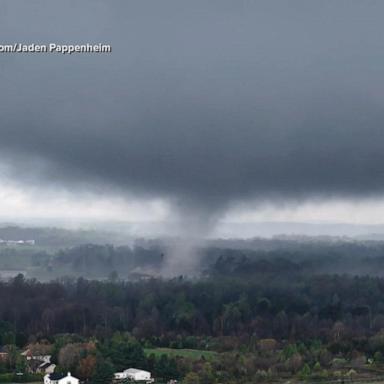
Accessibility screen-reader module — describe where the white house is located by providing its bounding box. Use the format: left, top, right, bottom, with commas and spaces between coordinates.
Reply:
114, 368, 152, 382
44, 372, 79, 384
115, 371, 127, 380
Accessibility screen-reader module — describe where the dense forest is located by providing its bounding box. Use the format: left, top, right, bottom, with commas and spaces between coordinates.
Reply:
4, 227, 384, 280
1, 271, 384, 343
1, 264, 384, 382
2, 231, 384, 382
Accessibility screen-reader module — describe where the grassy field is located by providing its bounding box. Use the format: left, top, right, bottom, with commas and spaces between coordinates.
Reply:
144, 347, 218, 360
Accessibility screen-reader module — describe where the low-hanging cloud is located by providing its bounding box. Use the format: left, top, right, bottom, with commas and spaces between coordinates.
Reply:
1, 1, 384, 223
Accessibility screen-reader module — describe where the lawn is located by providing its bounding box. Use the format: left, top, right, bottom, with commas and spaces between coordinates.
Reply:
144, 347, 218, 360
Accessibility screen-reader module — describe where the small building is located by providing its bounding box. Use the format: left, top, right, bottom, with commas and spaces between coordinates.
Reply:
37, 362, 56, 374
23, 347, 55, 374
114, 368, 152, 382
44, 372, 79, 384
21, 349, 51, 363
0, 346, 8, 361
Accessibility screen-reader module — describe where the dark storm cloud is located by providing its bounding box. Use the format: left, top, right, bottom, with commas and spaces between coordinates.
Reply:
2, 1, 384, 214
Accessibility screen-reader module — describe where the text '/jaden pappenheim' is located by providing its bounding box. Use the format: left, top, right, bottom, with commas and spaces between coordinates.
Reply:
0, 43, 112, 54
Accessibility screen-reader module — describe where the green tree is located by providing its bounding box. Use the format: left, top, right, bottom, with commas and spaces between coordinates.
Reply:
100, 335, 145, 371
15, 354, 27, 373
199, 362, 216, 384
6, 345, 18, 370
299, 363, 311, 379
91, 358, 114, 384
182, 372, 200, 384
154, 355, 179, 380
374, 351, 384, 364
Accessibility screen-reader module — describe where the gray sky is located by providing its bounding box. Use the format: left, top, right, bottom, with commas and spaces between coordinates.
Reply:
2, 1, 384, 232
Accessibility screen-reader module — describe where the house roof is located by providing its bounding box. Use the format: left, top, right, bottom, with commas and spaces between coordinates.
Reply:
28, 359, 42, 370
125, 368, 150, 375
48, 373, 66, 380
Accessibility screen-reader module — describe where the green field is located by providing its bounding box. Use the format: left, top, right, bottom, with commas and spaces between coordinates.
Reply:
144, 347, 218, 360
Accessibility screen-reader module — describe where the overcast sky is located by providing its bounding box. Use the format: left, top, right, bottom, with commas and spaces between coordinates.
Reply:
2, 1, 384, 234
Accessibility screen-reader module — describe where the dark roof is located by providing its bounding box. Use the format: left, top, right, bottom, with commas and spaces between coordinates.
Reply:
28, 359, 42, 370
49, 373, 66, 380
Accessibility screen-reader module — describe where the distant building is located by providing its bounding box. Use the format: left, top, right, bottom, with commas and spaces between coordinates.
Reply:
0, 239, 35, 246
27, 359, 56, 374
38, 362, 56, 374
22, 349, 55, 375
44, 372, 79, 384
114, 368, 152, 382
21, 349, 51, 363
0, 346, 8, 361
